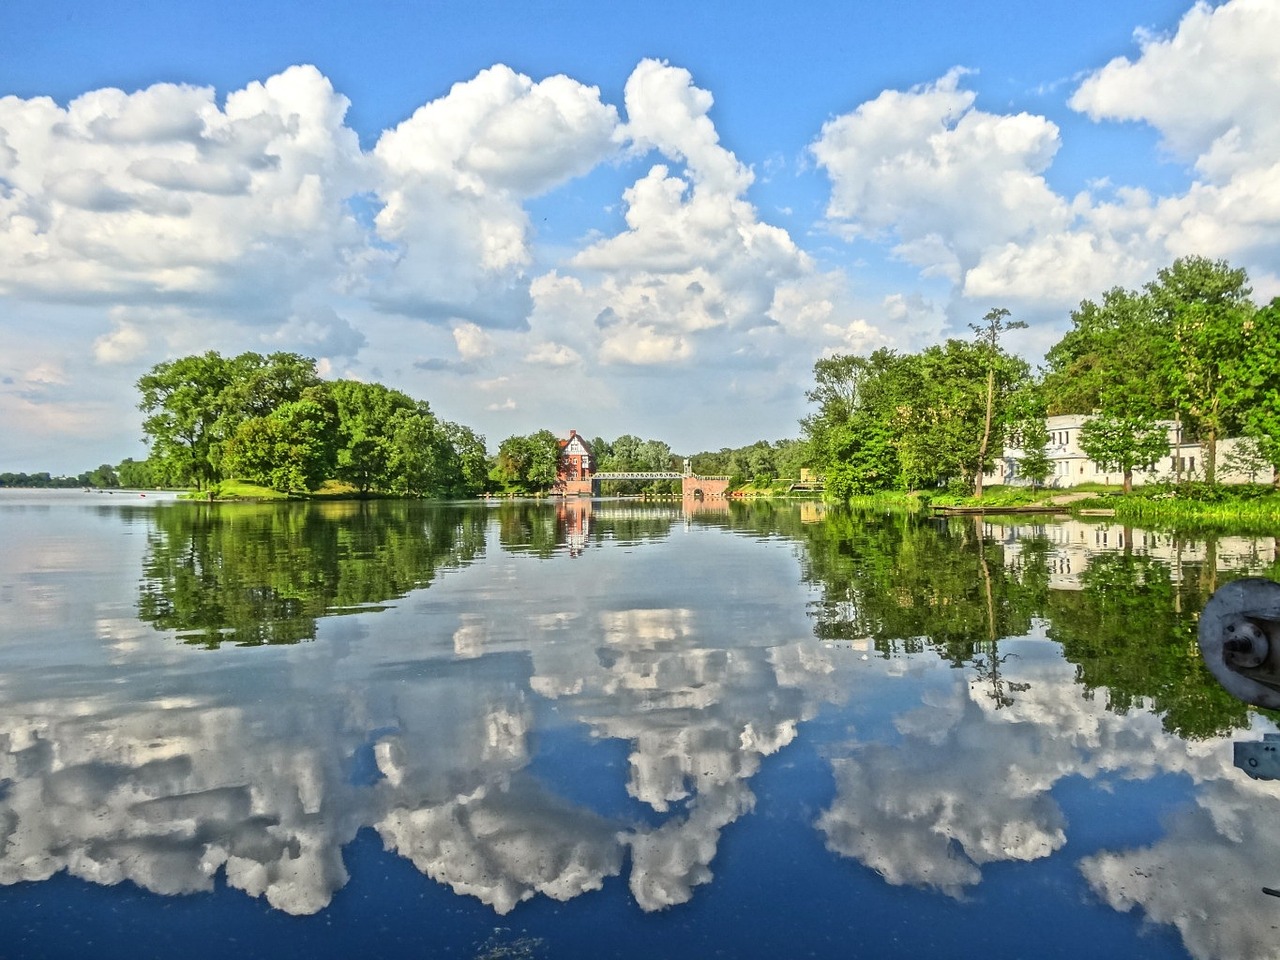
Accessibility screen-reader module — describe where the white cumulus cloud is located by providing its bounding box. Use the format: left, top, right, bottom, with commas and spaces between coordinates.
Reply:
812, 68, 1068, 284
543, 60, 833, 372
369, 65, 622, 328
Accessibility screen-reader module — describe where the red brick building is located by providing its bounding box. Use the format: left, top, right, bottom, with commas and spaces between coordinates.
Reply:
557, 430, 595, 494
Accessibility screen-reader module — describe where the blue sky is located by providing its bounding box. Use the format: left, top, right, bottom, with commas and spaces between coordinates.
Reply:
1, 0, 1274, 472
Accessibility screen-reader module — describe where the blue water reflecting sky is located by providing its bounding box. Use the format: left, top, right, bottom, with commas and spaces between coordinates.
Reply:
1, 491, 1278, 959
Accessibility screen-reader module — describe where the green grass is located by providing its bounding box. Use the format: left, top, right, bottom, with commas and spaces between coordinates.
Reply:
925, 484, 1115, 509
845, 491, 925, 511
1085, 483, 1280, 533
732, 478, 821, 497
180, 479, 292, 501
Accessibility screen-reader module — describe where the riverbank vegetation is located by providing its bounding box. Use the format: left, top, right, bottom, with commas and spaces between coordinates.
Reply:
1081, 483, 1280, 533
131, 351, 488, 498
8, 256, 1279, 516
802, 256, 1280, 508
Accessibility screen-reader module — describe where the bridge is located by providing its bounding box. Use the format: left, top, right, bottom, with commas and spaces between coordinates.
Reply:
556, 431, 732, 500
590, 472, 683, 481
561, 472, 732, 500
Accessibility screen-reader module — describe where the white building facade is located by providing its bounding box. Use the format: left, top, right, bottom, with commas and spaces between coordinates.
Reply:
986, 414, 1258, 488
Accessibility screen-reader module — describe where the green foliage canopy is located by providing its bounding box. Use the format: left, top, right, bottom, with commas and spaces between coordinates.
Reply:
137, 352, 486, 497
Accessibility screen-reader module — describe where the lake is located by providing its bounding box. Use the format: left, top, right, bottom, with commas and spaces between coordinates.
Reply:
1, 489, 1278, 959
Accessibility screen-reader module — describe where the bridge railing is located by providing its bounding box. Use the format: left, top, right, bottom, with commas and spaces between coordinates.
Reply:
588, 473, 733, 481
591, 472, 683, 481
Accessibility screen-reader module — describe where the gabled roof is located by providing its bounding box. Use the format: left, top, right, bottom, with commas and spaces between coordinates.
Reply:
559, 430, 592, 455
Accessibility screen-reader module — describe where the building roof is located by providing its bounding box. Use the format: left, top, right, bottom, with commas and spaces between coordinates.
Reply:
559, 430, 592, 455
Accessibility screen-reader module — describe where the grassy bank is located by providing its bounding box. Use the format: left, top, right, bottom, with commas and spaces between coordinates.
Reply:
926, 483, 1119, 510
182, 479, 368, 501
845, 491, 926, 511
844, 482, 1280, 533
731, 479, 824, 498
1082, 483, 1280, 533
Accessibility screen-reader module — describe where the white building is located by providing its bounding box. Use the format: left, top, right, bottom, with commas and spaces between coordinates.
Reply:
986, 414, 1258, 488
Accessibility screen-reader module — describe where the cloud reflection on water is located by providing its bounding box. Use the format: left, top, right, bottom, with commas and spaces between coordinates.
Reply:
2, 500, 1280, 960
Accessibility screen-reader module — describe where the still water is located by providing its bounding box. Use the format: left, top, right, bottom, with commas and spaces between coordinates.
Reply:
1, 490, 1278, 959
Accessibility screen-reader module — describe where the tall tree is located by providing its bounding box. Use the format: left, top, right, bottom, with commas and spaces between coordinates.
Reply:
1043, 287, 1171, 416
897, 340, 1027, 492
1230, 298, 1280, 483
526, 429, 563, 490
137, 351, 235, 490
1005, 385, 1052, 489
223, 387, 338, 492
442, 421, 490, 496
328, 380, 416, 494
1146, 256, 1255, 484
801, 349, 906, 494
213, 352, 321, 463
489, 430, 563, 494
1048, 287, 1174, 492
116, 457, 155, 489
971, 308, 1027, 497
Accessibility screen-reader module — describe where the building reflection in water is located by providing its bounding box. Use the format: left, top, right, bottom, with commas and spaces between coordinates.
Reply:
2, 500, 1280, 960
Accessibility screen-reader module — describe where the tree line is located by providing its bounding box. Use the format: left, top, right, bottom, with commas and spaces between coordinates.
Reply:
15, 254, 1265, 500
117, 352, 813, 498
803, 256, 1280, 497
480, 432, 810, 496
135, 351, 488, 497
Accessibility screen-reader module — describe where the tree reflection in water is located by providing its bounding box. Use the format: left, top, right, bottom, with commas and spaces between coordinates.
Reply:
789, 506, 1272, 738
3, 497, 1280, 959
137, 500, 487, 646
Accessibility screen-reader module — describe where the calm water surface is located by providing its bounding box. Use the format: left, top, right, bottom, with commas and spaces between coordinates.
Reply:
1, 489, 1279, 959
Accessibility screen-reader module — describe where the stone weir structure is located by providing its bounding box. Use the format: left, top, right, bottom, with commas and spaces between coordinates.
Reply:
555, 430, 730, 500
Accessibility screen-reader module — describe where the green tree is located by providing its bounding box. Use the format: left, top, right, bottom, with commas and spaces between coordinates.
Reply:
116, 457, 155, 489
602, 434, 644, 471
773, 438, 810, 481
1222, 436, 1272, 483
801, 350, 907, 495
221, 352, 322, 420
442, 421, 490, 496
489, 430, 562, 494
526, 429, 562, 490
137, 351, 236, 489
328, 380, 416, 494
896, 341, 1026, 492
1043, 286, 1179, 491
1006, 387, 1052, 489
387, 404, 453, 497
1230, 299, 1280, 484
1147, 256, 1255, 484
971, 308, 1028, 497
137, 351, 322, 490
223, 387, 338, 492
801, 353, 872, 469
87, 463, 119, 488
822, 418, 900, 497
490, 434, 533, 493
1079, 413, 1171, 493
